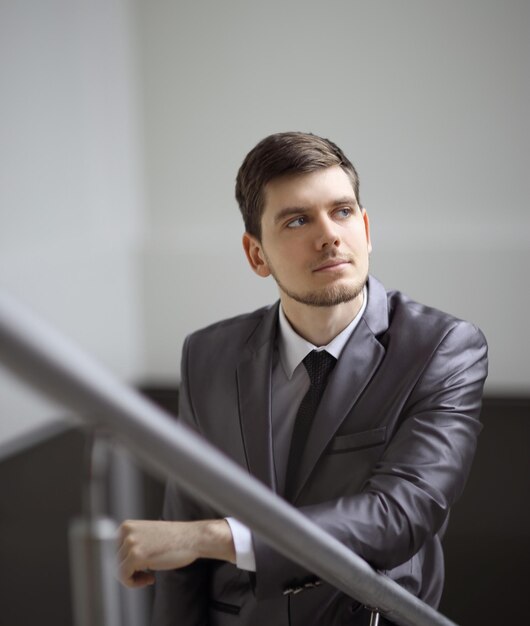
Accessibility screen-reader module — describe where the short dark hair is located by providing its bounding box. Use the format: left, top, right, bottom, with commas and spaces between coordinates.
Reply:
235, 131, 361, 240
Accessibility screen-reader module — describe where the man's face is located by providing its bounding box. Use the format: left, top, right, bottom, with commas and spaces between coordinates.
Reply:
243, 165, 372, 308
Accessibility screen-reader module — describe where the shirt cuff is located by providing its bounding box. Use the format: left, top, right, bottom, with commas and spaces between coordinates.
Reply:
225, 517, 256, 571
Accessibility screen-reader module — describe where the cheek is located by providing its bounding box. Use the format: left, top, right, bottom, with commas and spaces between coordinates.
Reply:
269, 241, 300, 266
346, 230, 368, 251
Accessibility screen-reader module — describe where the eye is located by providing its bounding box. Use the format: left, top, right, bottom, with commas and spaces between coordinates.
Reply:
286, 216, 308, 228
335, 207, 353, 219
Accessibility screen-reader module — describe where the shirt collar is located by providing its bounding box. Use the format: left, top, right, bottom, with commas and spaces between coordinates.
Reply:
278, 285, 368, 380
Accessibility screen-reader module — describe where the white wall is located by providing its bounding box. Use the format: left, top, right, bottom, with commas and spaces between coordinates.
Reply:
1, 0, 528, 453
137, 0, 530, 393
0, 0, 145, 448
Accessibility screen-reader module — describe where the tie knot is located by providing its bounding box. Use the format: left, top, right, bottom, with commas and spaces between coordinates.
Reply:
303, 350, 336, 386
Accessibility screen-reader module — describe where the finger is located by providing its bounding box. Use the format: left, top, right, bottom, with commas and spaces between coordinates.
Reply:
117, 542, 130, 565
132, 570, 156, 587
117, 521, 129, 544
117, 520, 136, 545
119, 558, 155, 589
119, 551, 143, 587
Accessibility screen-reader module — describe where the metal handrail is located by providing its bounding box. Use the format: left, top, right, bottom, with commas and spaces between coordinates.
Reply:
0, 290, 458, 626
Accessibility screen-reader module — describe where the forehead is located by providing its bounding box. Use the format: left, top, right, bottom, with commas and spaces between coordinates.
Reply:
262, 166, 357, 215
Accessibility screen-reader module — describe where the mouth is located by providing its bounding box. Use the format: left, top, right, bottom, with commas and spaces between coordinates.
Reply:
312, 257, 352, 273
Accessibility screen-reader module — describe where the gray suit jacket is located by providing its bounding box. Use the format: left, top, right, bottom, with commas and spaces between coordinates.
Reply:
152, 276, 488, 626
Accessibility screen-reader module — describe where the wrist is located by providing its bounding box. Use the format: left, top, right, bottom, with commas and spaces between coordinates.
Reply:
197, 519, 236, 564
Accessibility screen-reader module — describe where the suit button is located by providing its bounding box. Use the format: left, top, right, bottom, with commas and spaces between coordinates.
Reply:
303, 579, 322, 590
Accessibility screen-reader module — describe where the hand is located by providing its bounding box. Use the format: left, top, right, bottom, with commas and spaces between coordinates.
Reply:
117, 519, 236, 588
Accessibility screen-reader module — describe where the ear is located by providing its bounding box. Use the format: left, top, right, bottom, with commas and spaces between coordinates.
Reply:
361, 208, 372, 254
242, 232, 271, 277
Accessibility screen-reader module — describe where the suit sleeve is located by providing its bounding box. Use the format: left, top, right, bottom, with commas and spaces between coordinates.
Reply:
151, 336, 211, 626
252, 321, 488, 599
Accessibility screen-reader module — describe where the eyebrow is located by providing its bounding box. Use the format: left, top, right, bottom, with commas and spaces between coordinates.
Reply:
273, 196, 358, 224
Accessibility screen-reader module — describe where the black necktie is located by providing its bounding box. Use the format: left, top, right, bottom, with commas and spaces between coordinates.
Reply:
284, 350, 336, 501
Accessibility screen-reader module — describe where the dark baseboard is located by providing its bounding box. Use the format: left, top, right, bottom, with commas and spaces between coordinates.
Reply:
439, 396, 530, 624
0, 427, 85, 626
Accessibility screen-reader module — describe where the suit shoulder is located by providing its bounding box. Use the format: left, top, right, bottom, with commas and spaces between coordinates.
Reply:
185, 303, 277, 351
385, 288, 487, 349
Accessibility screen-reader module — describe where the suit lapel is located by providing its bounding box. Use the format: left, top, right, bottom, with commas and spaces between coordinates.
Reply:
236, 303, 279, 491
292, 276, 389, 502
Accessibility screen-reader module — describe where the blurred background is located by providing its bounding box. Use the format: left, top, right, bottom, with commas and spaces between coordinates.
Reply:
0, 1, 528, 625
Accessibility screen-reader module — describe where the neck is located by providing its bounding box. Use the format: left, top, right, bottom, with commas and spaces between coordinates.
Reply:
281, 292, 364, 346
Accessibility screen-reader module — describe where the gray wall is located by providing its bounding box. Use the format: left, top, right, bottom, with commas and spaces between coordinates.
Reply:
1, 0, 529, 449
137, 0, 530, 394
0, 0, 144, 446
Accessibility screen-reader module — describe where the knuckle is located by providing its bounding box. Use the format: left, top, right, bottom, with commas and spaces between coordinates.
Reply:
129, 545, 143, 561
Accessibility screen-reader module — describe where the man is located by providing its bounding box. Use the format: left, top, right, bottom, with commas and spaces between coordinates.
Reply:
118, 132, 488, 625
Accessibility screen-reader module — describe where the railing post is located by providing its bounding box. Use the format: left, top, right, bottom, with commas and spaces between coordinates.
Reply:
369, 608, 381, 626
68, 430, 122, 626
69, 516, 121, 626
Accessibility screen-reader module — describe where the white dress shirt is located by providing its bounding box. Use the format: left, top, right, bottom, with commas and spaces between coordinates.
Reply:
226, 287, 368, 571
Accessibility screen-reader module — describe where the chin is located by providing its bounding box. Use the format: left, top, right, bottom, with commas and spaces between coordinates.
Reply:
289, 283, 365, 308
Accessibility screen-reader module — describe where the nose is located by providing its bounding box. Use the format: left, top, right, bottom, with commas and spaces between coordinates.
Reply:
315, 214, 341, 249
